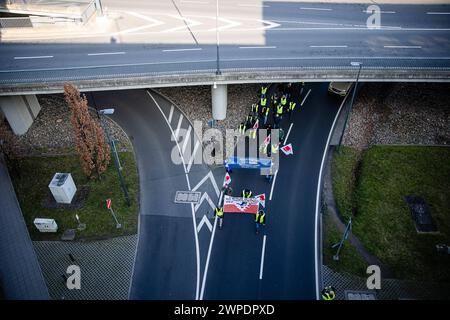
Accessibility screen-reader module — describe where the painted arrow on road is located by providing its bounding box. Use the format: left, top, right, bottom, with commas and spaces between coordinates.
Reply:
197, 214, 213, 233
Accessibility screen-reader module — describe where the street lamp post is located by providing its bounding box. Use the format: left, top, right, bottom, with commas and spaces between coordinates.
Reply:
215, 0, 221, 75
338, 62, 363, 150
97, 108, 131, 207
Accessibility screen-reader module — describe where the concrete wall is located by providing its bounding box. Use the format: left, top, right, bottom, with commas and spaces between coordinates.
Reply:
0, 95, 41, 135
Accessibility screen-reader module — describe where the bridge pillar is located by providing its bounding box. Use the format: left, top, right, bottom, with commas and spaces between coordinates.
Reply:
0, 95, 41, 135
211, 83, 227, 120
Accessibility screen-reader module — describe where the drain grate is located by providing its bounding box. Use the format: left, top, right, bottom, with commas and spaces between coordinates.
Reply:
405, 195, 437, 233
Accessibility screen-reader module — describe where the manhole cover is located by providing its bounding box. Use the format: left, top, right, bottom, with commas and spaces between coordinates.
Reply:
405, 196, 437, 233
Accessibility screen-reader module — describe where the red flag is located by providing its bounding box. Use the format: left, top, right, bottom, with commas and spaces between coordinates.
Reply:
223, 172, 231, 186
263, 134, 271, 146
255, 194, 266, 208
106, 198, 112, 209
253, 119, 259, 130
281, 144, 293, 155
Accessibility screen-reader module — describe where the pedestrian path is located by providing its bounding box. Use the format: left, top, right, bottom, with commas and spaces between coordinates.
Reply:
322, 265, 450, 300
33, 235, 137, 300
0, 156, 49, 299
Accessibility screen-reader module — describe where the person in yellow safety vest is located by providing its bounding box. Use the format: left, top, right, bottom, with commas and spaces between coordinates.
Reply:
239, 122, 246, 135
272, 94, 279, 108
242, 189, 252, 198
288, 101, 296, 120
215, 207, 224, 218
321, 286, 336, 300
261, 85, 268, 97
280, 95, 287, 107
271, 143, 279, 154
260, 97, 267, 108
255, 210, 266, 234
276, 104, 283, 115
251, 103, 258, 115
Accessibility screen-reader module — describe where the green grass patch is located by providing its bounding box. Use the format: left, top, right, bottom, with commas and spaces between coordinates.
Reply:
333, 145, 450, 282
323, 210, 368, 277
331, 146, 361, 222
10, 152, 139, 241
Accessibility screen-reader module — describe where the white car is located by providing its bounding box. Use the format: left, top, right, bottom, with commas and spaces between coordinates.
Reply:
328, 82, 353, 96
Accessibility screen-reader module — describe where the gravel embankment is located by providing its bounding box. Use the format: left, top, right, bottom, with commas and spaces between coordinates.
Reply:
343, 83, 450, 149
0, 94, 131, 157
157, 84, 260, 134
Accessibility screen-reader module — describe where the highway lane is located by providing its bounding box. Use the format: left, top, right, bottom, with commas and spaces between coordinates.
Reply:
0, 1, 449, 83
202, 82, 343, 299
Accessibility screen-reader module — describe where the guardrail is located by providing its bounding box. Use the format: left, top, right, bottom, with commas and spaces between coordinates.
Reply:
0, 17, 32, 28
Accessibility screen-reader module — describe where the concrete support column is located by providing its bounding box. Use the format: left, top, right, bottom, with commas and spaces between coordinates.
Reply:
211, 83, 227, 120
0, 95, 41, 135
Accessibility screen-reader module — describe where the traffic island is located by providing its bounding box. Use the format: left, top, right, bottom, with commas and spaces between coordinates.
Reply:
9, 151, 139, 241
329, 145, 450, 283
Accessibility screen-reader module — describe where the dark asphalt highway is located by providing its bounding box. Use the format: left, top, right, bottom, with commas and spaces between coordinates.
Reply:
0, 1, 449, 84
87, 81, 343, 299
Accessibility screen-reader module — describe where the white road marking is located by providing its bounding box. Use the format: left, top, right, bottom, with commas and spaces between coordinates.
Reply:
87, 52, 125, 56
300, 7, 333, 11
194, 192, 216, 212
175, 114, 183, 140
310, 45, 348, 48
148, 90, 201, 300
314, 91, 351, 300
363, 10, 396, 14
208, 17, 242, 31
200, 212, 218, 300
301, 89, 312, 106
197, 214, 213, 233
283, 123, 294, 145
163, 48, 203, 52
182, 125, 192, 155
259, 235, 267, 280
115, 12, 164, 35
164, 15, 202, 32
384, 45, 422, 49
192, 171, 220, 198
269, 170, 279, 201
239, 46, 277, 49
168, 105, 174, 124
426, 12, 450, 15
13, 55, 53, 60
187, 140, 201, 173
257, 19, 281, 30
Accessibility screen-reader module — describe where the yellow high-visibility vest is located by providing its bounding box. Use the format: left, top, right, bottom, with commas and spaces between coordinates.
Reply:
276, 104, 283, 115
289, 101, 296, 111
260, 98, 267, 107
271, 144, 279, 154
261, 86, 268, 95
215, 207, 224, 218
281, 97, 287, 106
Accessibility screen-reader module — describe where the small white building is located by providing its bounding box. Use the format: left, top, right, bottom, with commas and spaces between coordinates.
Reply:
48, 173, 77, 204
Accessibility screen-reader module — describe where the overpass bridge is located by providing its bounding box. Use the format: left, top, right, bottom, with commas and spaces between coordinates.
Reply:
0, 0, 449, 133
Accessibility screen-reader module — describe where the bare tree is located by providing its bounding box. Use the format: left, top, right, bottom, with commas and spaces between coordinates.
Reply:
64, 83, 110, 179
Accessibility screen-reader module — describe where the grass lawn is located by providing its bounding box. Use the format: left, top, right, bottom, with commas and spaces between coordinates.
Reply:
10, 152, 139, 241
332, 145, 450, 282
323, 209, 368, 277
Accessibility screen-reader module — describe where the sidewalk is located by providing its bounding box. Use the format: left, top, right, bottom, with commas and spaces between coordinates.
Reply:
0, 156, 49, 299
33, 235, 137, 300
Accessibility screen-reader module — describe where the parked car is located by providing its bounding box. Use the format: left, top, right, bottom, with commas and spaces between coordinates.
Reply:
328, 82, 353, 96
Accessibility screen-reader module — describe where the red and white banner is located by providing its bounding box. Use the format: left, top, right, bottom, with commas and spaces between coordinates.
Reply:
106, 198, 112, 209
281, 143, 294, 155
253, 119, 259, 130
254, 194, 266, 208
223, 172, 231, 186
223, 195, 259, 214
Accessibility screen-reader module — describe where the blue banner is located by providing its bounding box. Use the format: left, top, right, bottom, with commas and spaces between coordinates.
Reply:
224, 157, 272, 169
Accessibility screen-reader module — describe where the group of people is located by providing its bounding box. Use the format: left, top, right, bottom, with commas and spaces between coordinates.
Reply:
215, 188, 266, 234
238, 82, 305, 158
216, 83, 306, 234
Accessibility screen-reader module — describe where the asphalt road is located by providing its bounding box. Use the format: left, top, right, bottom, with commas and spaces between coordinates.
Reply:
0, 0, 449, 83
87, 81, 343, 300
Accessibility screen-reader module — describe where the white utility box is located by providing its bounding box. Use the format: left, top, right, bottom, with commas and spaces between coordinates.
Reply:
48, 173, 77, 204
34, 218, 58, 233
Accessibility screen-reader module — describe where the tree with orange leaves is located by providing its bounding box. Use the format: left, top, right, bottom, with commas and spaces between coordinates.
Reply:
64, 83, 110, 179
